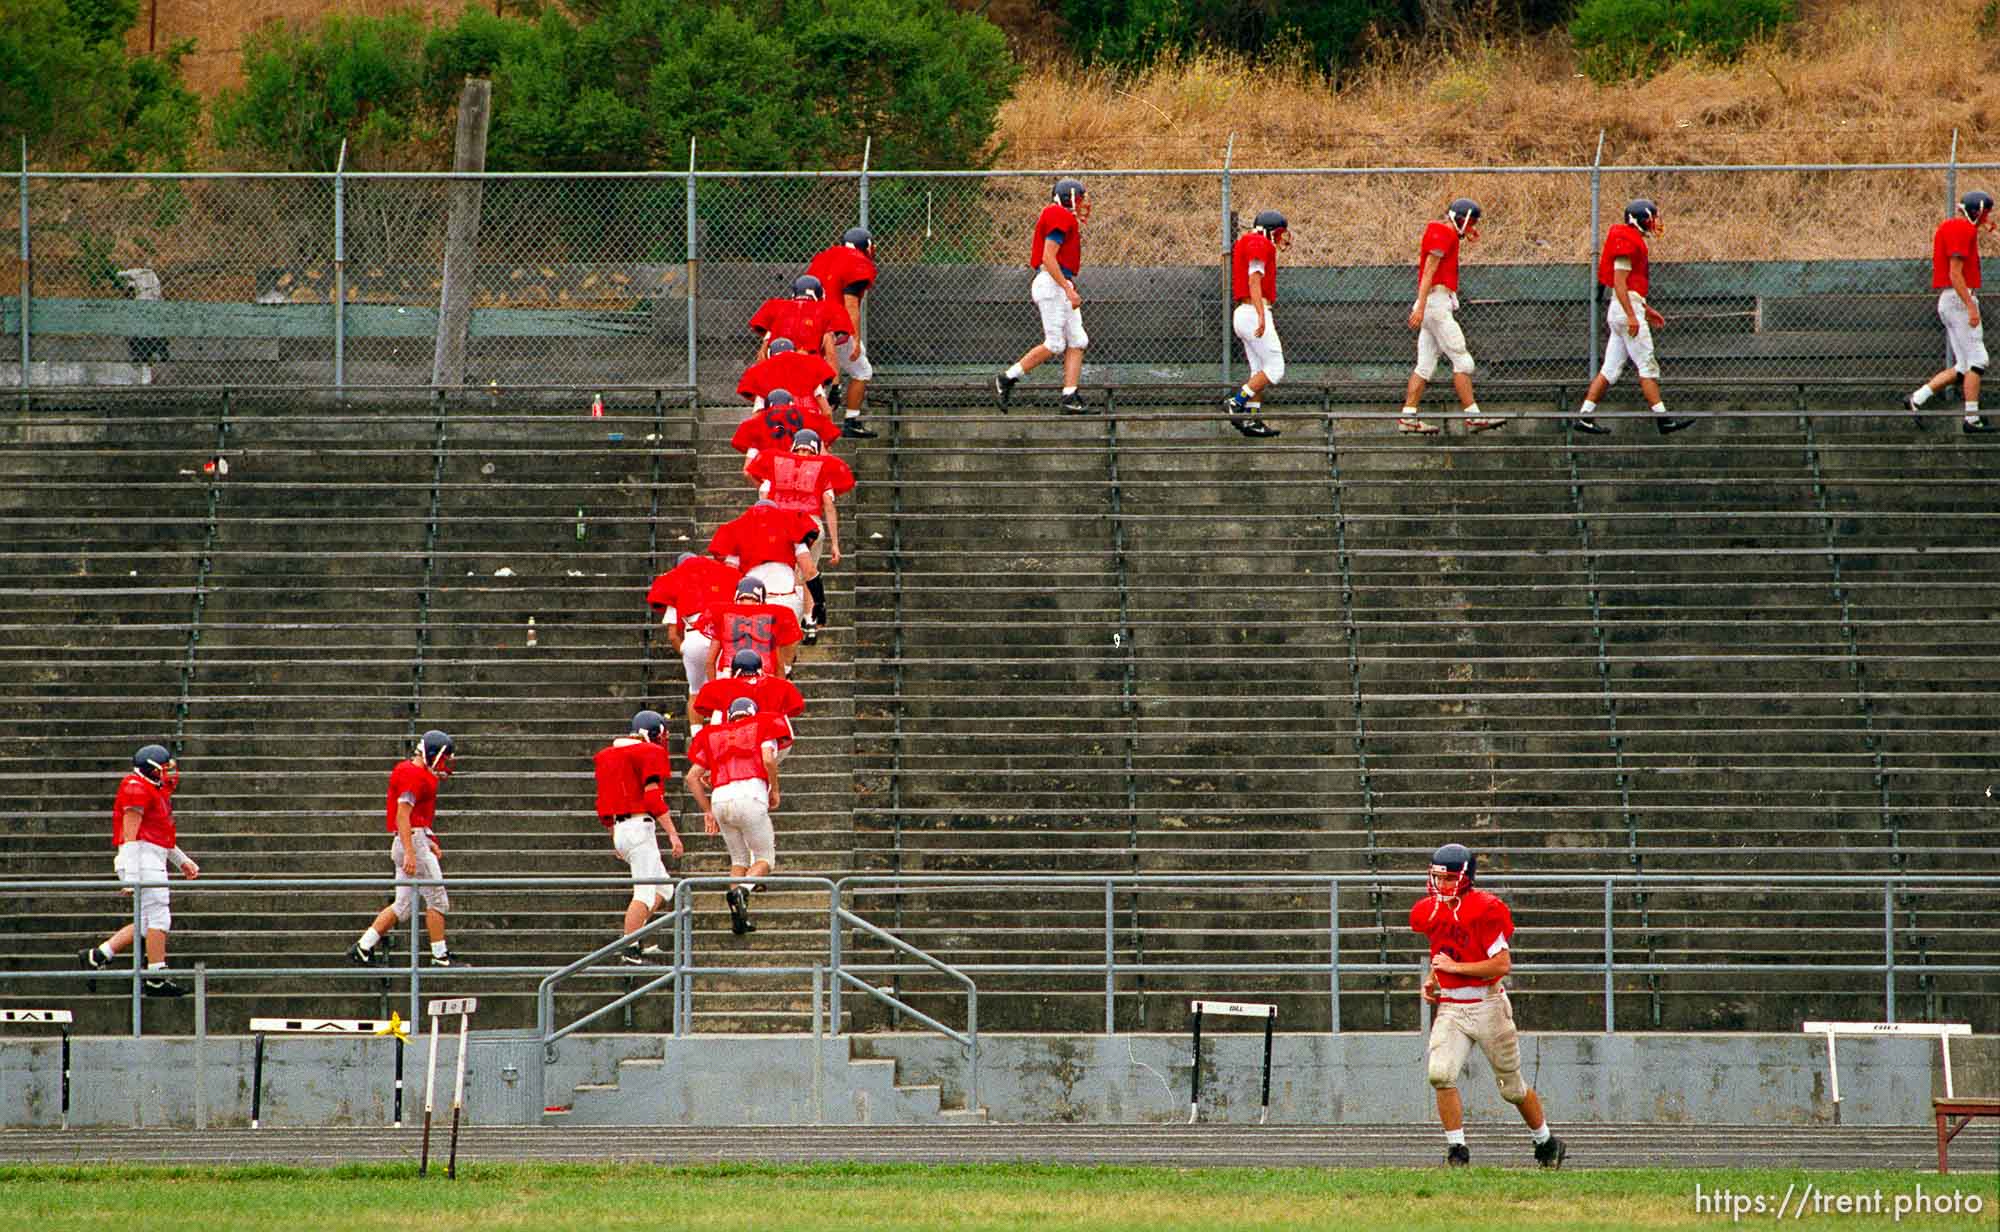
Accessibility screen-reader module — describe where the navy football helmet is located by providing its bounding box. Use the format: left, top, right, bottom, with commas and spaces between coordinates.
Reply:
731, 649, 765, 677
792, 428, 823, 454
767, 337, 797, 355
791, 274, 824, 301
133, 743, 178, 791
1624, 199, 1660, 234
1429, 842, 1476, 901
1446, 198, 1482, 236
842, 226, 873, 252
1053, 178, 1086, 210
735, 577, 767, 603
631, 710, 667, 745
727, 697, 759, 720
418, 729, 455, 776
765, 389, 794, 407
1961, 191, 1995, 225
1252, 209, 1288, 235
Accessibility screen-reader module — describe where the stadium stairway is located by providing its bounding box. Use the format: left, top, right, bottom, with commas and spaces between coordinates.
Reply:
4, 386, 1996, 1040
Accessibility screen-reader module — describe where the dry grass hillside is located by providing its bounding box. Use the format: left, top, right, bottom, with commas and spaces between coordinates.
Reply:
992, 0, 2000, 263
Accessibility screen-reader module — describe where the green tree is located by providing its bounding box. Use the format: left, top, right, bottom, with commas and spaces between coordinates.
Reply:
0, 0, 198, 169
213, 11, 435, 170
1570, 0, 1794, 83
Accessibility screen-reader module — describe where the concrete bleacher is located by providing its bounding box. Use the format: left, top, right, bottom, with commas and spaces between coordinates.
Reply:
3, 385, 1996, 1039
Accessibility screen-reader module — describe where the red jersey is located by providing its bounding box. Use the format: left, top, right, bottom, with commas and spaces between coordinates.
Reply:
806, 244, 878, 302
646, 555, 742, 629
736, 351, 836, 405
111, 772, 176, 849
1409, 889, 1514, 993
708, 505, 819, 571
694, 674, 806, 727
1419, 221, 1462, 294
592, 737, 672, 825
730, 404, 843, 458
748, 451, 857, 516
1933, 216, 1982, 290
696, 601, 804, 674
384, 758, 440, 834
1597, 223, 1650, 297
749, 296, 855, 351
1231, 231, 1279, 303
1030, 203, 1083, 276
688, 713, 791, 789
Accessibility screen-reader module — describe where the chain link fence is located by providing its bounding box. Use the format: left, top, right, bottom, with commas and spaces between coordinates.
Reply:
2, 158, 1993, 399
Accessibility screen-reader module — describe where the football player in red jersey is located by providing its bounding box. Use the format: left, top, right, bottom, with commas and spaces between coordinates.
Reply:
750, 274, 855, 369
729, 389, 842, 481
806, 226, 881, 438
348, 730, 464, 967
78, 743, 199, 997
746, 428, 856, 638
646, 551, 744, 732
737, 337, 838, 418
593, 709, 685, 963
1413, 842, 1566, 1170
1400, 199, 1503, 436
697, 576, 805, 680
994, 178, 1092, 414
708, 499, 819, 631
694, 649, 805, 744
686, 697, 792, 936
1908, 190, 1996, 433
1571, 200, 1694, 436
1223, 208, 1289, 439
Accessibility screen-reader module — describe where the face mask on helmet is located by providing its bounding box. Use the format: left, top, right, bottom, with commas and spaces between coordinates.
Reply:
418, 730, 456, 777
134, 744, 179, 793
1428, 843, 1475, 902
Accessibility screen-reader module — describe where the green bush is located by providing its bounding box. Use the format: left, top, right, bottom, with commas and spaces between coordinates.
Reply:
213, 0, 1016, 172
1051, 0, 1396, 75
0, 0, 199, 169
1570, 0, 1794, 83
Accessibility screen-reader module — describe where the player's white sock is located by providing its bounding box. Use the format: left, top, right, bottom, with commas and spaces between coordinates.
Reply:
1061, 386, 1078, 396
1245, 401, 1261, 411
95, 943, 114, 961
1649, 401, 1668, 416
359, 927, 382, 950
1579, 399, 1597, 415
1531, 1123, 1552, 1145
1238, 384, 1256, 401
431, 940, 449, 959
148, 961, 167, 971
1966, 401, 1982, 422
1910, 385, 1935, 406
1400, 406, 1419, 417
1464, 402, 1482, 417
1445, 1129, 1466, 1146
1005, 363, 1026, 381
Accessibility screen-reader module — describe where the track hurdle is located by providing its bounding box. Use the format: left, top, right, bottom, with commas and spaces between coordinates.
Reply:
420, 996, 477, 1179
1188, 1000, 1276, 1125
1, 1009, 73, 1128
248, 1013, 411, 1130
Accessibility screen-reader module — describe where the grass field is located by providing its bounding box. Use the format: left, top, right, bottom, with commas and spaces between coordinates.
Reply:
2, 1163, 1993, 1231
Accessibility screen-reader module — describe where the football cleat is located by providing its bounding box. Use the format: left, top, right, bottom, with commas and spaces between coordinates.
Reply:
619, 945, 645, 966
1572, 416, 1611, 435
1059, 392, 1092, 415
726, 886, 757, 935
1224, 392, 1250, 414
1399, 415, 1441, 436
1654, 415, 1696, 436
428, 948, 466, 967
801, 616, 820, 646
1231, 416, 1281, 439
841, 416, 878, 439
1446, 1144, 1471, 1167
143, 975, 189, 998
346, 941, 381, 967
1466, 417, 1506, 433
1534, 1135, 1567, 1169
993, 372, 1018, 410
1907, 394, 1927, 429
1965, 417, 1995, 434
79, 946, 110, 971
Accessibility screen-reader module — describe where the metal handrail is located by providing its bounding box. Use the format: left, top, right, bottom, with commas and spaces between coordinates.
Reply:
834, 905, 979, 1109
536, 896, 683, 1056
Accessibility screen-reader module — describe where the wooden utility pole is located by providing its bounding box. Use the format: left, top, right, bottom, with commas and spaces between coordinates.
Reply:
431, 79, 491, 389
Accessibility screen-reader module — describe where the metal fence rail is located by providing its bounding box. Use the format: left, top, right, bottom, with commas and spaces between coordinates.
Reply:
5, 146, 1997, 394
1, 873, 1993, 1049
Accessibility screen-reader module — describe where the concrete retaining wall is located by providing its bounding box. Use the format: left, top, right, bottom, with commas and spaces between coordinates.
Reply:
4, 1031, 1992, 1128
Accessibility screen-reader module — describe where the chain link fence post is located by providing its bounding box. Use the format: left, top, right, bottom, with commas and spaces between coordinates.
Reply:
17, 137, 28, 390
1220, 135, 1233, 390
1589, 130, 1604, 376
333, 142, 347, 395
687, 140, 699, 391
859, 136, 871, 356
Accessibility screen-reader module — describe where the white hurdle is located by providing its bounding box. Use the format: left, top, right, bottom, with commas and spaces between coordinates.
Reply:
248, 1014, 411, 1130
420, 996, 477, 1179
1188, 1000, 1277, 1125
1801, 1020, 1971, 1123
1, 1009, 74, 1129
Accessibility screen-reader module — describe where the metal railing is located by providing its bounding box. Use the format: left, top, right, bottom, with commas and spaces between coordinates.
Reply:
6, 143, 1997, 394
4, 872, 1994, 1054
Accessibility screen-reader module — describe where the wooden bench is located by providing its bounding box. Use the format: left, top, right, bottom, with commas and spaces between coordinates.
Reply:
1933, 1096, 2000, 1176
